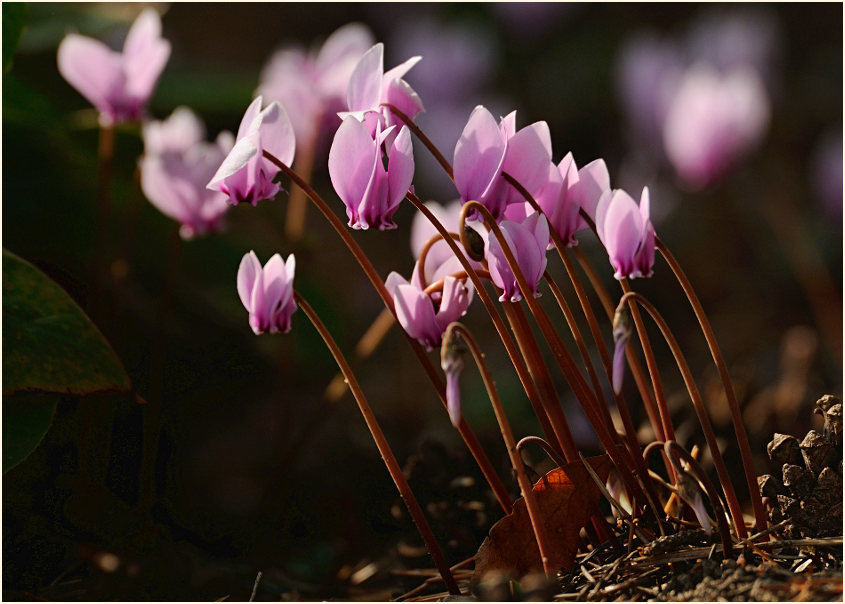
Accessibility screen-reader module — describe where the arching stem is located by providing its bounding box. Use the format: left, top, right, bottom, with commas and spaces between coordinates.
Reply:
618, 291, 748, 539
656, 237, 767, 535
445, 323, 555, 578
296, 292, 460, 594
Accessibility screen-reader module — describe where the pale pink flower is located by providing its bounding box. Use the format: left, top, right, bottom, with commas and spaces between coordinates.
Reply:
57, 8, 170, 126
237, 251, 297, 335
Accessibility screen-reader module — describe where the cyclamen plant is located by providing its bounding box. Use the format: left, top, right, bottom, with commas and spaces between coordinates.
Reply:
59, 14, 774, 595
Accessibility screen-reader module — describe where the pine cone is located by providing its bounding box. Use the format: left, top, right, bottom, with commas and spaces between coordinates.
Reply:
759, 395, 843, 538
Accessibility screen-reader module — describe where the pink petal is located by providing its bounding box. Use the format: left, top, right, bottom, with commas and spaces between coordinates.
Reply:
502, 120, 553, 201
383, 54, 422, 85
237, 97, 265, 141
237, 251, 262, 311
328, 116, 378, 216
454, 105, 506, 202
577, 158, 611, 221
386, 125, 415, 214
57, 34, 123, 112
207, 135, 259, 191
256, 101, 296, 167
122, 8, 162, 60
346, 43, 384, 112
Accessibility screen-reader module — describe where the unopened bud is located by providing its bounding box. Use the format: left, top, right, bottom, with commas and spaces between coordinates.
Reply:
463, 224, 486, 262
441, 326, 467, 427
611, 305, 633, 394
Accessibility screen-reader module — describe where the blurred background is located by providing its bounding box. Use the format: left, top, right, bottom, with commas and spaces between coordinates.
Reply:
3, 2, 842, 600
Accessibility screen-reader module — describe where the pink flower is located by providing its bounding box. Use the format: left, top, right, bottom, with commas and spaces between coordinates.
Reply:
237, 251, 297, 335
486, 213, 550, 302
57, 8, 170, 126
662, 64, 770, 190
595, 186, 656, 280
386, 271, 472, 351
256, 23, 374, 148
328, 115, 414, 230
140, 107, 234, 240
505, 154, 610, 246
454, 106, 552, 221
207, 96, 295, 206
340, 42, 424, 138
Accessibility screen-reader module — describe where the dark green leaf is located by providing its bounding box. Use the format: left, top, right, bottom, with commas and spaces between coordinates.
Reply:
3, 3, 27, 73
2, 393, 58, 472
2, 249, 132, 396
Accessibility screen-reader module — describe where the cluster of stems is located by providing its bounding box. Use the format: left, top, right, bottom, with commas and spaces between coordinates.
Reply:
255, 105, 766, 592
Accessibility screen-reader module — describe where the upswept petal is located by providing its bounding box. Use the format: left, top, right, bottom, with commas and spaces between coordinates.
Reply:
328, 116, 379, 223
347, 43, 384, 113
207, 135, 259, 191
237, 96, 265, 141
454, 105, 506, 203
143, 106, 205, 155
385, 271, 408, 295
124, 37, 170, 100
123, 8, 162, 60
577, 158, 611, 222
383, 54, 422, 85
237, 251, 262, 310
57, 35, 123, 111
261, 253, 288, 312
384, 78, 425, 122
435, 276, 471, 329
502, 120, 554, 202
255, 101, 296, 167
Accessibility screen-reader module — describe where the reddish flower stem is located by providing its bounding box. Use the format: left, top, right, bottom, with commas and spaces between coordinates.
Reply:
383, 103, 454, 180
405, 191, 562, 457
263, 151, 513, 515
445, 322, 556, 578
655, 237, 767, 535
461, 200, 649, 510
618, 291, 747, 539
295, 292, 460, 594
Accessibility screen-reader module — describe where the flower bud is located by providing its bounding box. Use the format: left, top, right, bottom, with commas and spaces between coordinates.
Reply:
463, 224, 486, 262
611, 305, 633, 394
440, 326, 466, 427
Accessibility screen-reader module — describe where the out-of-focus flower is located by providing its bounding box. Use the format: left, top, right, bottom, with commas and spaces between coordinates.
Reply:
57, 8, 170, 126
662, 64, 769, 190
328, 116, 414, 230
341, 42, 424, 139
810, 130, 843, 220
486, 213, 550, 302
256, 23, 374, 149
237, 251, 297, 335
386, 271, 472, 351
595, 186, 655, 280
140, 107, 234, 240
207, 96, 295, 206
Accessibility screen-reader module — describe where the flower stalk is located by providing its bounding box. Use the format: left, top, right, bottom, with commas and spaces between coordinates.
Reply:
295, 291, 460, 595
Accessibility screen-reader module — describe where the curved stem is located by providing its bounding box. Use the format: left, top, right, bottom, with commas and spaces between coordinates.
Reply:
296, 292, 460, 594
656, 237, 767, 535
446, 323, 555, 577
619, 291, 747, 539
460, 200, 649, 510
516, 435, 568, 469
416, 231, 462, 291
382, 102, 454, 180
406, 190, 563, 460
263, 151, 512, 514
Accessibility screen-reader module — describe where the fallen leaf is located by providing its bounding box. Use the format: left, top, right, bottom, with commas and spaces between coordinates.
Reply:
472, 454, 612, 585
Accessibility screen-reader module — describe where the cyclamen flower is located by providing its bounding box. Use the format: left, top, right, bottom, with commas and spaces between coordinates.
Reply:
57, 8, 170, 126
237, 251, 297, 335
386, 271, 472, 351
328, 115, 414, 230
454, 106, 552, 221
207, 96, 295, 206
505, 155, 611, 246
341, 42, 424, 138
257, 22, 374, 148
486, 213, 550, 302
140, 107, 234, 240
662, 64, 770, 189
595, 187, 656, 280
